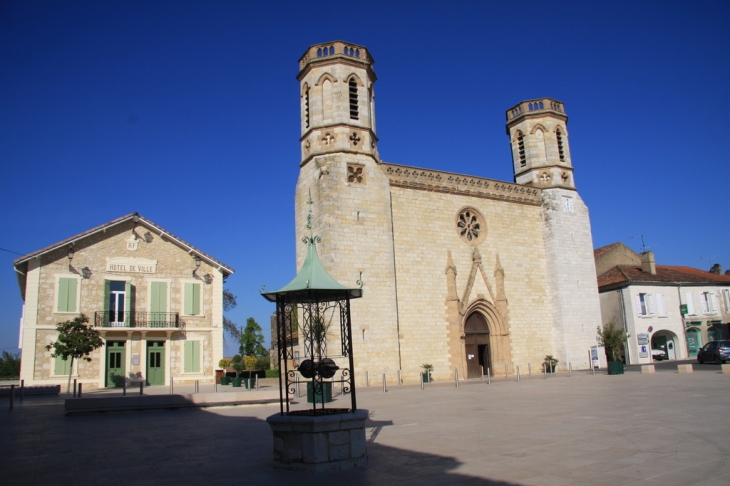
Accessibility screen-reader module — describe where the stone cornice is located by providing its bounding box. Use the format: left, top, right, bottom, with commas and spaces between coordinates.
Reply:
380, 163, 543, 206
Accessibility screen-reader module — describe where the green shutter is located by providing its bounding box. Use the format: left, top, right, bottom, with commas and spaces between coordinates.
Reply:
184, 283, 200, 315
184, 341, 200, 373
57, 278, 77, 312
54, 355, 71, 375
151, 282, 167, 313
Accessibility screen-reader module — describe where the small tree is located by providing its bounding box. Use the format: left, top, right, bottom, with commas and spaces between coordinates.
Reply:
231, 355, 245, 377
597, 322, 627, 362
46, 314, 103, 393
239, 317, 267, 357
223, 289, 241, 343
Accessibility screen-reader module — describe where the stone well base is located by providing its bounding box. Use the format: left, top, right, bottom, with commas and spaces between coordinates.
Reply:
266, 409, 368, 472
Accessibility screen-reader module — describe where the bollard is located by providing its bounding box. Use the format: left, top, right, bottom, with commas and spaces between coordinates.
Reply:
256, 374, 259, 391
123, 379, 127, 396
170, 376, 174, 395
9, 384, 15, 410
20, 379, 24, 401
195, 380, 199, 394
487, 367, 491, 385
455, 368, 459, 387
73, 379, 77, 398
480, 366, 484, 381
421, 372, 424, 390
382, 373, 386, 393
397, 369, 401, 385
505, 364, 508, 378
215, 380, 218, 393
528, 363, 531, 376
140, 381, 144, 396
366, 371, 369, 387
517, 365, 520, 382
569, 362, 573, 377
78, 383, 82, 397
543, 365, 547, 380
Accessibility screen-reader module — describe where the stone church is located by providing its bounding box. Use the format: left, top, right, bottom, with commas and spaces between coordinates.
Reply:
292, 41, 601, 383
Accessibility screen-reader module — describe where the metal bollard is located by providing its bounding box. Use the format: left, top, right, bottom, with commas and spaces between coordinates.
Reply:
569, 362, 573, 377
366, 371, 369, 387
215, 379, 218, 393
20, 379, 24, 401
455, 368, 459, 387
397, 369, 401, 385
73, 379, 77, 398
140, 381, 144, 396
382, 373, 386, 393
487, 367, 491, 385
421, 372, 424, 390
505, 365, 508, 378
517, 365, 520, 382
123, 379, 127, 396
528, 363, 531, 376
78, 383, 83, 397
543, 365, 547, 380
480, 366, 484, 380
195, 380, 199, 394
170, 376, 174, 395
9, 384, 15, 410
256, 374, 259, 391
592, 361, 596, 375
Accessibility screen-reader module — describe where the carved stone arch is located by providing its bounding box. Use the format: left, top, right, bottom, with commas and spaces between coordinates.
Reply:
346, 73, 364, 87
512, 129, 524, 142
553, 124, 568, 136
530, 123, 548, 135
463, 299, 507, 337
315, 72, 337, 86
301, 82, 310, 96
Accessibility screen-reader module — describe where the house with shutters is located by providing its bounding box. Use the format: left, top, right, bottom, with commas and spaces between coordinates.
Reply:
594, 242, 730, 364
13, 213, 234, 388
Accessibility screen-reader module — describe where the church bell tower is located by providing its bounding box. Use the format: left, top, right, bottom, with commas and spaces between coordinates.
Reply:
505, 99, 574, 189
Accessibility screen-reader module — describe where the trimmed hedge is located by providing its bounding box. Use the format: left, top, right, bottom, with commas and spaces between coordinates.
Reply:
265, 369, 280, 378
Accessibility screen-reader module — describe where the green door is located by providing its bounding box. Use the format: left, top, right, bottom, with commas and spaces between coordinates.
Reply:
685, 328, 701, 358
106, 341, 126, 387
146, 341, 165, 385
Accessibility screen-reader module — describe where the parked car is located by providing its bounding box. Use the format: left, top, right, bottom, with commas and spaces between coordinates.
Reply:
651, 348, 666, 361
697, 340, 730, 364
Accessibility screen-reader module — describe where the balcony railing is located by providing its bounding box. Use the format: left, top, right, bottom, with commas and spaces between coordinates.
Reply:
94, 311, 184, 329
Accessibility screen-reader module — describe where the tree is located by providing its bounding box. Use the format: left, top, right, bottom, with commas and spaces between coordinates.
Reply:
223, 288, 241, 342
0, 351, 21, 378
239, 317, 267, 357
46, 314, 104, 393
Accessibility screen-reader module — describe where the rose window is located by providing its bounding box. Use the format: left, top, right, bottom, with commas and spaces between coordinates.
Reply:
456, 208, 486, 245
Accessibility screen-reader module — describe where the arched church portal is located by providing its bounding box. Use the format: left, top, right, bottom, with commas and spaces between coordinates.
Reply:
464, 312, 491, 378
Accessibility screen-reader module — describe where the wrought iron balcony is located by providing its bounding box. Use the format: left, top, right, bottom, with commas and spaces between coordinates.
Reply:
94, 311, 184, 329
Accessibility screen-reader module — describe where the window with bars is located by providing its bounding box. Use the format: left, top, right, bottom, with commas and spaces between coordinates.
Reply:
349, 78, 359, 120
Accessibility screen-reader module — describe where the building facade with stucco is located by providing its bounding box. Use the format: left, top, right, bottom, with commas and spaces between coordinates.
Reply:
290, 41, 603, 383
13, 213, 233, 388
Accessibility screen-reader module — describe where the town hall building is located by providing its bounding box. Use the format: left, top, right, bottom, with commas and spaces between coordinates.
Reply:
289, 41, 603, 383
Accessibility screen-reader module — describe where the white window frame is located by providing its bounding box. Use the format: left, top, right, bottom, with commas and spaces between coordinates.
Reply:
700, 292, 716, 315
53, 274, 82, 315
180, 279, 205, 317
635, 292, 655, 317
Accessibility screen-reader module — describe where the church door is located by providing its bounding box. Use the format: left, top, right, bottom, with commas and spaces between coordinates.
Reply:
465, 312, 491, 378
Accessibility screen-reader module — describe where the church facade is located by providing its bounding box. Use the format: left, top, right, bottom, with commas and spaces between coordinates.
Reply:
293, 41, 601, 383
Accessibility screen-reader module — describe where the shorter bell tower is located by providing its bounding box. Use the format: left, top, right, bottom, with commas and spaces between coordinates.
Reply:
505, 99, 574, 189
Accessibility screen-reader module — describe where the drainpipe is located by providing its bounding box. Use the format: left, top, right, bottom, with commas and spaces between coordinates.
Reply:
618, 288, 631, 364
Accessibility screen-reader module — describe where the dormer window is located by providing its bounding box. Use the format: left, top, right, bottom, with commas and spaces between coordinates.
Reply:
349, 78, 359, 120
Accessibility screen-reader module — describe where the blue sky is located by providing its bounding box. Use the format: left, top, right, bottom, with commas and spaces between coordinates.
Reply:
1, 1, 728, 356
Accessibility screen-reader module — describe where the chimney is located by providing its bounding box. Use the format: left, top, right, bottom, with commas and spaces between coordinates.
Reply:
709, 263, 722, 275
640, 251, 656, 275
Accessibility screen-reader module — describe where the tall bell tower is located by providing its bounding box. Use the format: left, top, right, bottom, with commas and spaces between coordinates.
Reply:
294, 42, 401, 380
506, 98, 602, 369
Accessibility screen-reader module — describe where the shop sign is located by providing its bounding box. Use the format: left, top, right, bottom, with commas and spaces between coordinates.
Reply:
679, 304, 688, 315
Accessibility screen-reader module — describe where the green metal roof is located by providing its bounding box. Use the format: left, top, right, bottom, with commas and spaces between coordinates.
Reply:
261, 235, 362, 304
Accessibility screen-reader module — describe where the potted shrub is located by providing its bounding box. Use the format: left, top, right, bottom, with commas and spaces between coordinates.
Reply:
230, 355, 244, 387
597, 322, 627, 375
543, 355, 559, 373
421, 363, 433, 383
218, 358, 231, 385
244, 356, 258, 389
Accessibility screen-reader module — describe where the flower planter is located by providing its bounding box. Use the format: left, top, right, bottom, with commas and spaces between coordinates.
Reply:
220, 376, 231, 386
244, 377, 256, 389
544, 365, 556, 373
608, 360, 624, 375
306, 381, 332, 403
231, 377, 242, 387
421, 372, 431, 383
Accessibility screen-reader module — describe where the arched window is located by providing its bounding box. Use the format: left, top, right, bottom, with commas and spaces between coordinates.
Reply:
516, 131, 526, 167
349, 78, 359, 120
556, 127, 565, 162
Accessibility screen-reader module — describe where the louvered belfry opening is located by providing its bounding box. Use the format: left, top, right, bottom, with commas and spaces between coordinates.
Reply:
556, 128, 565, 161
349, 78, 359, 120
517, 131, 526, 166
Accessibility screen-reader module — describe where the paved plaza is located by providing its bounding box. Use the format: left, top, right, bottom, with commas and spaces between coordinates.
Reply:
1, 366, 729, 485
